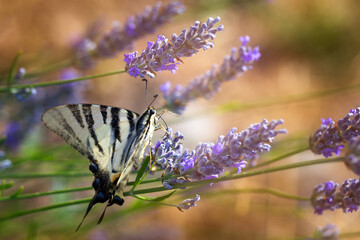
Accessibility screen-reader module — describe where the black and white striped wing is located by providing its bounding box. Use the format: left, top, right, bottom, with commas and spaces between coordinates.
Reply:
41, 104, 139, 172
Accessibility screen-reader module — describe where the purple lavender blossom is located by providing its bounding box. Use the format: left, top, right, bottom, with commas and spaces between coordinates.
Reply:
314, 224, 339, 240
310, 107, 360, 158
160, 36, 260, 114
153, 120, 286, 189
344, 137, 360, 176
124, 17, 224, 78
311, 179, 360, 214
75, 2, 185, 69
177, 194, 200, 211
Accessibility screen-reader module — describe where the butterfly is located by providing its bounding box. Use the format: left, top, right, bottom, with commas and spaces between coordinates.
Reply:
41, 104, 158, 230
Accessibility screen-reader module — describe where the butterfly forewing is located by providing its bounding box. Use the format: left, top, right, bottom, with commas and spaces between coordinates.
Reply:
42, 103, 158, 229
42, 104, 139, 170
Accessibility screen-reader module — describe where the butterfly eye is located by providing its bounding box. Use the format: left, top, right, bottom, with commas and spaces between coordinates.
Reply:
112, 196, 124, 206
150, 109, 156, 115
89, 163, 98, 174
92, 178, 100, 190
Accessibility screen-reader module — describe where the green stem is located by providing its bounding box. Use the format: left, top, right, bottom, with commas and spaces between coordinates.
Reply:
203, 188, 309, 201
249, 146, 310, 169
0, 198, 91, 221
0, 186, 91, 202
0, 172, 91, 178
0, 157, 340, 220
0, 69, 126, 93
216, 81, 360, 113
172, 157, 343, 189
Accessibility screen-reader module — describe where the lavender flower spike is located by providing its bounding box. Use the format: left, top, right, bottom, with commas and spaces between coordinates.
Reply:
124, 17, 224, 78
160, 35, 260, 114
154, 120, 286, 189
177, 194, 200, 211
310, 107, 360, 158
75, 1, 185, 68
311, 179, 360, 214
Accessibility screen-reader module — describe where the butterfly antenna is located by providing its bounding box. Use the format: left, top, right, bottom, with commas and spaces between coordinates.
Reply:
142, 78, 149, 106
75, 198, 96, 232
148, 94, 158, 109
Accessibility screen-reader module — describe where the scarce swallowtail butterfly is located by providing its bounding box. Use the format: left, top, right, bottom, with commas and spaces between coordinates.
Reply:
41, 104, 158, 230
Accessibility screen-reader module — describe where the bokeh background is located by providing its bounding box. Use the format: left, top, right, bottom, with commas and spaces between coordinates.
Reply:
1, 0, 360, 239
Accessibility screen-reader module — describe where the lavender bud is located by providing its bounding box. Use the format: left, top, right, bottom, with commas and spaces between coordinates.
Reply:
124, 17, 224, 78
177, 194, 200, 211
158, 120, 286, 189
310, 107, 360, 158
75, 1, 185, 69
161, 36, 260, 114
311, 179, 360, 214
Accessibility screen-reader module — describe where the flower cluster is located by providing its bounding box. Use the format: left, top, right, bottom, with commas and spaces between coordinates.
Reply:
310, 107, 360, 158
314, 224, 339, 240
75, 1, 185, 68
160, 36, 261, 114
177, 194, 200, 211
124, 17, 224, 78
152, 120, 286, 189
311, 179, 360, 215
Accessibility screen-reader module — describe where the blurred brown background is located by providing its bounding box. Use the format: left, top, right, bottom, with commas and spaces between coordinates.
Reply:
1, 0, 360, 239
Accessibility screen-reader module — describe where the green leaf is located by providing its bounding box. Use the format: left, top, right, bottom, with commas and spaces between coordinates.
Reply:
133, 156, 151, 189
132, 190, 176, 202
9, 186, 24, 198
6, 51, 22, 86
0, 181, 14, 190
152, 190, 176, 202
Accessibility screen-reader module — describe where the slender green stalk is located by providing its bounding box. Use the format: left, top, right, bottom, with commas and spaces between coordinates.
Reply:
0, 186, 91, 202
249, 146, 310, 169
0, 198, 91, 220
169, 82, 360, 125
203, 188, 309, 201
0, 69, 126, 93
171, 157, 343, 189
216, 81, 360, 113
0, 172, 91, 178
7, 51, 23, 86
24, 59, 73, 79
0, 157, 341, 220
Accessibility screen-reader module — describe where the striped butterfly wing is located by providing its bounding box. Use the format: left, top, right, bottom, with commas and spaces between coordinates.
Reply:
41, 103, 158, 229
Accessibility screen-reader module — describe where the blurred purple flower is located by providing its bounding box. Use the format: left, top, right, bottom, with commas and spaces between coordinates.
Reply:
344, 137, 360, 176
153, 120, 286, 189
310, 107, 360, 158
314, 224, 339, 240
177, 194, 200, 211
160, 36, 260, 114
75, 1, 185, 68
311, 179, 360, 214
124, 17, 224, 78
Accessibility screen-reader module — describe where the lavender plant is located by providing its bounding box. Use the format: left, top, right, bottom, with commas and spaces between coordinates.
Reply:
75, 1, 185, 69
160, 35, 260, 114
0, 1, 360, 239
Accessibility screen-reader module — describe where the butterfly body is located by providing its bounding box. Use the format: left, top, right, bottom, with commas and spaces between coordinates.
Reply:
42, 104, 157, 225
